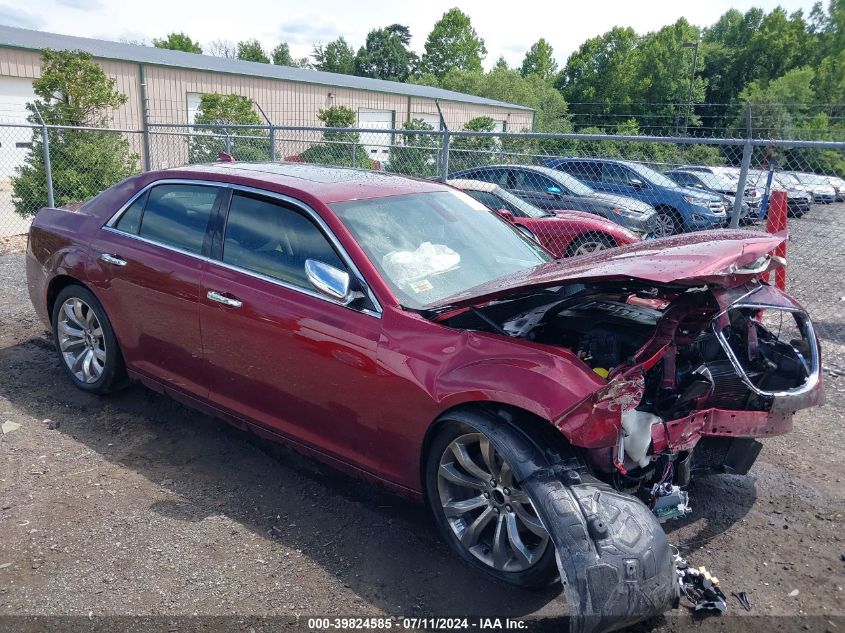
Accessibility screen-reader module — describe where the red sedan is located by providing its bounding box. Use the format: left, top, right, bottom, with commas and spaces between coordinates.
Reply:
26, 163, 822, 630
448, 179, 640, 257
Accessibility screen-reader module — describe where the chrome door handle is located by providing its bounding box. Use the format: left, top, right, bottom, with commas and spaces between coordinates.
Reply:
100, 253, 127, 266
207, 291, 242, 308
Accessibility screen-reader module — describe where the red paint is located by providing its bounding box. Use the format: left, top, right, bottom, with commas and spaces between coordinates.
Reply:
24, 164, 819, 496
508, 209, 638, 258
766, 190, 788, 290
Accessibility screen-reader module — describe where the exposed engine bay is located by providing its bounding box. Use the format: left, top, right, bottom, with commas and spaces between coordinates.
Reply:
442, 279, 821, 515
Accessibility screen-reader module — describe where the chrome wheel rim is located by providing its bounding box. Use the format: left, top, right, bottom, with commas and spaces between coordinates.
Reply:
58, 297, 106, 384
572, 239, 609, 256
437, 432, 549, 573
653, 213, 676, 238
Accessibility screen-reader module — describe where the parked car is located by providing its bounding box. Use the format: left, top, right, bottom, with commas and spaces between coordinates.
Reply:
26, 163, 822, 630
664, 169, 759, 224
447, 179, 640, 257
785, 172, 837, 203
827, 175, 845, 201
749, 171, 814, 217
545, 158, 729, 236
448, 164, 658, 237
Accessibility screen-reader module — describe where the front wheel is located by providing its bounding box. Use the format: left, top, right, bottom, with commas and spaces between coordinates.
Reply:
566, 233, 616, 257
425, 417, 557, 587
51, 284, 126, 394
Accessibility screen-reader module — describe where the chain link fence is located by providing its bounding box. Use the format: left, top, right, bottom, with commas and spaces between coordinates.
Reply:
2, 118, 843, 367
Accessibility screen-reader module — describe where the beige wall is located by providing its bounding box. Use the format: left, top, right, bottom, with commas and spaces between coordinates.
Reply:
0, 47, 533, 169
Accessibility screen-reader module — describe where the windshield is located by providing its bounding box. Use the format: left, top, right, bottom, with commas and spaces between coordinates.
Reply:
332, 191, 550, 310
626, 163, 681, 189
497, 188, 550, 218
696, 173, 738, 191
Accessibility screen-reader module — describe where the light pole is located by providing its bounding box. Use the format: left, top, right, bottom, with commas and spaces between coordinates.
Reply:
682, 40, 700, 135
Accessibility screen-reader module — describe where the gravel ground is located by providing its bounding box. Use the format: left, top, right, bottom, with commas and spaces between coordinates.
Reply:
0, 206, 844, 631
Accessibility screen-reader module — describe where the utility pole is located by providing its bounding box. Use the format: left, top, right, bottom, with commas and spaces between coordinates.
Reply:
682, 39, 700, 135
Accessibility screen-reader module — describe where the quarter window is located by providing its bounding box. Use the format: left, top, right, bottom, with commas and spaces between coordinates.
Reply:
114, 190, 148, 235
222, 193, 345, 289
138, 184, 219, 253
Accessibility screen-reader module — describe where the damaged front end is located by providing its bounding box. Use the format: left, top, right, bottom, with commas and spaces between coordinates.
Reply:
432, 233, 822, 632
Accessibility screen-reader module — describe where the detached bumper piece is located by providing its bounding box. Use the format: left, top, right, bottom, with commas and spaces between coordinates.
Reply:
521, 472, 677, 633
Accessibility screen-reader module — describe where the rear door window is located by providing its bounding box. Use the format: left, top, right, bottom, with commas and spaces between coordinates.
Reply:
138, 184, 219, 254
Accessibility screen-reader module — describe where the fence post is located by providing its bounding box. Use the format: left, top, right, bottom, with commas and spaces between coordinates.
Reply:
139, 64, 152, 171
269, 125, 276, 162
33, 105, 55, 208
730, 103, 753, 228
440, 129, 451, 180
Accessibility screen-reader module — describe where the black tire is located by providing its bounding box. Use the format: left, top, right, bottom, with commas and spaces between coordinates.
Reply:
565, 233, 616, 257
51, 284, 127, 394
653, 208, 681, 237
424, 409, 558, 588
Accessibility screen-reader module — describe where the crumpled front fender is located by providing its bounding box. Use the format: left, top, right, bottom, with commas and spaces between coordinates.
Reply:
469, 414, 677, 633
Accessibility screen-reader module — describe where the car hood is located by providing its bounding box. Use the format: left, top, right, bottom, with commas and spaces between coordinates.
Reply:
429, 230, 785, 313
589, 192, 655, 213
666, 185, 723, 201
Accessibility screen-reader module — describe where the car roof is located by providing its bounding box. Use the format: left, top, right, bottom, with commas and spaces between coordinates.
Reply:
466, 164, 567, 179
160, 162, 450, 204
446, 179, 499, 193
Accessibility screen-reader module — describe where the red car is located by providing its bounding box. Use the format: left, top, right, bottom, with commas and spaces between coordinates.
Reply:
448, 179, 640, 257
26, 163, 822, 631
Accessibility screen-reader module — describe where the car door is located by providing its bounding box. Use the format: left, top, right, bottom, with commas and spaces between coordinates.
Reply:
93, 181, 222, 396
199, 189, 384, 470
600, 163, 654, 203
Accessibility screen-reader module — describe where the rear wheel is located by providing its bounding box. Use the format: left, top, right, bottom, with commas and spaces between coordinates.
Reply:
566, 233, 616, 257
51, 285, 126, 394
425, 413, 557, 588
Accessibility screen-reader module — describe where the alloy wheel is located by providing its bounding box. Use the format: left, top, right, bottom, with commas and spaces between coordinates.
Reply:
572, 240, 610, 256
57, 297, 107, 384
436, 432, 549, 573
652, 212, 676, 238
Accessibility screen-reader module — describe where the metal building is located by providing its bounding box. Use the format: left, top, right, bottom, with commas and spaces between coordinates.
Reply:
0, 24, 533, 169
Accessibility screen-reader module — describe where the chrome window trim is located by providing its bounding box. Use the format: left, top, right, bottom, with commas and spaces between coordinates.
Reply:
102, 178, 383, 318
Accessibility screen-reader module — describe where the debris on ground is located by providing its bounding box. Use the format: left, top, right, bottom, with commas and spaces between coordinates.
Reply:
674, 552, 727, 614
2, 420, 21, 434
732, 591, 752, 611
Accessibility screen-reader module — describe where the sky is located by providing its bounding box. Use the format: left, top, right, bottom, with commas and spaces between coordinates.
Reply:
0, 0, 822, 69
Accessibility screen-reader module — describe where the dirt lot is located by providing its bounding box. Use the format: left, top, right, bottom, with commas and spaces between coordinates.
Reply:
1, 206, 844, 631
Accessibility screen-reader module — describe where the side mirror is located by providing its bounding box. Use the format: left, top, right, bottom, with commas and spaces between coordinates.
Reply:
305, 259, 352, 304
496, 208, 515, 222
630, 179, 645, 190
546, 185, 563, 196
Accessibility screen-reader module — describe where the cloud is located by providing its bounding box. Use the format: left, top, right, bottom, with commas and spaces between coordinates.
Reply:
274, 16, 353, 47
54, 0, 103, 9
0, 5, 44, 29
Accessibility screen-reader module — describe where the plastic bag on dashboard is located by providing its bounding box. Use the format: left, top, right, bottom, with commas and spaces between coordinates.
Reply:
382, 242, 460, 287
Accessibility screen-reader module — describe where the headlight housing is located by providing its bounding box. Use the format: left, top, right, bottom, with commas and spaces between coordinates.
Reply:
682, 195, 711, 207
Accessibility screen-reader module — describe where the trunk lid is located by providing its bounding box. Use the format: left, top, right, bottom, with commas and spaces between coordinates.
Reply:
430, 230, 784, 312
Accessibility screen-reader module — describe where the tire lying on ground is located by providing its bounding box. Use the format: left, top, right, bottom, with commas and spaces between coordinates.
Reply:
427, 407, 677, 633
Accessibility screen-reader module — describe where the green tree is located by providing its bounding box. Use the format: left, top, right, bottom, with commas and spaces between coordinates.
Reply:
450, 116, 497, 171
312, 37, 356, 74
152, 32, 202, 54
271, 42, 310, 68
520, 38, 557, 81
299, 106, 372, 168
12, 50, 138, 216
188, 93, 270, 163
237, 39, 270, 63
556, 27, 639, 117
354, 24, 417, 81
419, 8, 486, 77
388, 118, 439, 177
